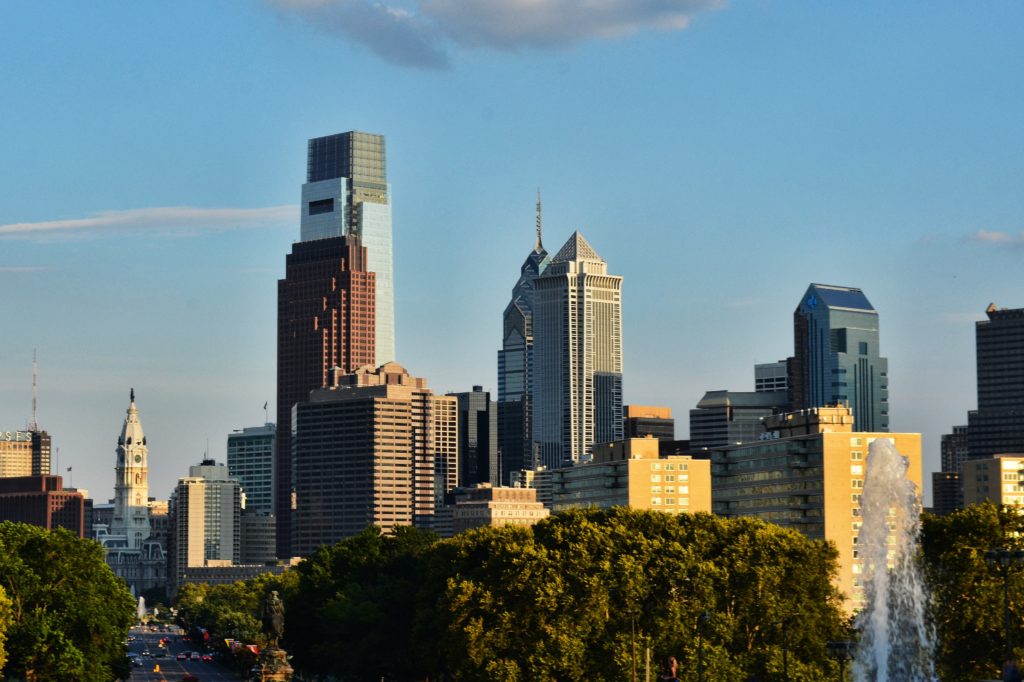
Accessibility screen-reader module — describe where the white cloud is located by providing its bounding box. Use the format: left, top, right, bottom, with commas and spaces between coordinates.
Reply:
0, 205, 297, 240
268, 0, 723, 68
964, 229, 1024, 248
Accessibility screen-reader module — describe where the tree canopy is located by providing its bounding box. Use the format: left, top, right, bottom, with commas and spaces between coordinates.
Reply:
284, 508, 846, 681
0, 522, 135, 681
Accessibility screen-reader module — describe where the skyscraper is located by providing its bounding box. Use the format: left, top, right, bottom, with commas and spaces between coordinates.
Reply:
290, 363, 443, 555
300, 131, 394, 366
227, 423, 276, 516
276, 232, 375, 558
448, 386, 498, 487
168, 460, 242, 592
110, 389, 150, 550
968, 304, 1024, 459
791, 284, 889, 432
497, 194, 550, 481
533, 231, 623, 467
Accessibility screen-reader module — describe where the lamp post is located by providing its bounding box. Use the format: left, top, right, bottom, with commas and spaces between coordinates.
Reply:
827, 640, 856, 681
985, 548, 1024, 664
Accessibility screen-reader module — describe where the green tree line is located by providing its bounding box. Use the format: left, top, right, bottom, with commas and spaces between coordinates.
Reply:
0, 521, 135, 681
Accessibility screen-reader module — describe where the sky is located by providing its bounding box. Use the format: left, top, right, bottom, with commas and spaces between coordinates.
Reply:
1, 1, 1022, 507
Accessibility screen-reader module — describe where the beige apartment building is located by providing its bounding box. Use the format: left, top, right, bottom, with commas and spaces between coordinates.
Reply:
449, 484, 550, 536
547, 437, 712, 514
712, 406, 922, 611
961, 454, 1024, 507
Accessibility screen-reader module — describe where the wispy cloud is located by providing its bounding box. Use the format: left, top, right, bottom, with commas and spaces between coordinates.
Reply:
268, 0, 724, 69
0, 205, 297, 241
964, 229, 1024, 248
0, 266, 52, 273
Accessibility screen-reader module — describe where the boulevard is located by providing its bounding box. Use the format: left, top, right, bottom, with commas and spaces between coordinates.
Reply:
127, 625, 241, 682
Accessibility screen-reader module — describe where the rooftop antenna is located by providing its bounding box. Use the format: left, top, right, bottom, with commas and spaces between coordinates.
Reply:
535, 188, 544, 251
30, 349, 39, 431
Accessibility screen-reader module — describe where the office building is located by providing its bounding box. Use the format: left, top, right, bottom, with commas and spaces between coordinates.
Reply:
290, 363, 444, 555
791, 284, 889, 431
448, 386, 498, 487
497, 194, 551, 480
168, 460, 242, 591
968, 305, 1024, 459
432, 395, 459, 505
276, 232, 375, 558
961, 454, 1024, 507
0, 429, 49, 478
941, 425, 970, 473
930, 472, 962, 516
533, 231, 623, 467
755, 361, 789, 393
0, 475, 84, 536
227, 423, 276, 516
711, 406, 921, 610
241, 512, 278, 565
449, 484, 549, 537
689, 390, 788, 451
300, 131, 394, 366
547, 437, 711, 514
624, 405, 675, 441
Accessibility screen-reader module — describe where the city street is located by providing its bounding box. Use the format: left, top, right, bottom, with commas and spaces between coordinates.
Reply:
127, 625, 242, 682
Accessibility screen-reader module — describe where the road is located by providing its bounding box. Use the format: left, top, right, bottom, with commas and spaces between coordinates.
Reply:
127, 625, 243, 682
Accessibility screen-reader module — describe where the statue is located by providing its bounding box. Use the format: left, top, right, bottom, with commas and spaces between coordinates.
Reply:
262, 590, 285, 648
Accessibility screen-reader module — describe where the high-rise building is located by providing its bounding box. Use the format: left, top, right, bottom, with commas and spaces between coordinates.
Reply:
931, 472, 961, 516
533, 231, 623, 467
0, 429, 50, 478
968, 305, 1024, 459
168, 460, 242, 592
791, 284, 889, 431
711, 405, 921, 612
448, 386, 498, 487
754, 360, 789, 394
276, 232, 375, 558
290, 363, 445, 556
497, 194, 551, 481
0, 475, 84, 536
689, 390, 788, 451
432, 395, 459, 506
227, 423, 276, 516
300, 131, 394, 366
547, 437, 711, 515
449, 484, 550, 537
624, 405, 675, 441
962, 454, 1024, 507
941, 425, 970, 473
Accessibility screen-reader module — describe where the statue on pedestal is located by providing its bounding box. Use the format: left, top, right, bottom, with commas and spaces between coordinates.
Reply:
256, 590, 293, 681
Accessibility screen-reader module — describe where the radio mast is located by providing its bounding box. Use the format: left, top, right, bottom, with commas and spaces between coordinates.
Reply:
30, 349, 39, 431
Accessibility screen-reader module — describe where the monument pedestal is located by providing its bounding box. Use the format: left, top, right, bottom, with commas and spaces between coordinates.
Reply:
255, 646, 293, 681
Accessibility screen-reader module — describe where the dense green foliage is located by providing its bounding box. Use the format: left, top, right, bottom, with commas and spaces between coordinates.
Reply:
0, 522, 135, 681
921, 502, 1024, 682
285, 508, 846, 681
175, 570, 298, 647
0, 584, 12, 670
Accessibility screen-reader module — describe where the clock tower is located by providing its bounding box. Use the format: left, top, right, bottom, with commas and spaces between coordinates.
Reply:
111, 388, 151, 550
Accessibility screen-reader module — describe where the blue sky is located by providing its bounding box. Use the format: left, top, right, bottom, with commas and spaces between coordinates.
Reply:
1, 1, 1022, 505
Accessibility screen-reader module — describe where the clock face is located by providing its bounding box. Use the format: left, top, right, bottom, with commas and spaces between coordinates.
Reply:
134, 454, 142, 464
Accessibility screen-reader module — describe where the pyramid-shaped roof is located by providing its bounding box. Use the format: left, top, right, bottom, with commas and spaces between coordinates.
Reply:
551, 231, 604, 264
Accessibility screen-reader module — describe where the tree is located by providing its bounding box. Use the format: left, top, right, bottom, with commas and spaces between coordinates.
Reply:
921, 502, 1024, 682
0, 522, 135, 681
0, 584, 12, 670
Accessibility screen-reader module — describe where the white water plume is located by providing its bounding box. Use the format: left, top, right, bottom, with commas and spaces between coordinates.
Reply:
852, 438, 934, 682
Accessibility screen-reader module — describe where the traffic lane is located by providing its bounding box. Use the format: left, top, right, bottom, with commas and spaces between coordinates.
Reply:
128, 628, 243, 681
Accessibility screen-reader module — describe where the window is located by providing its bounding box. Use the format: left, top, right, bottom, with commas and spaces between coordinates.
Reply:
309, 198, 334, 215
859, 341, 868, 355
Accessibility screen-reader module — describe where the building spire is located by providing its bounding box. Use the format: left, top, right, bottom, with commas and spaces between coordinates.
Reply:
535, 188, 543, 252
130, 387, 135, 403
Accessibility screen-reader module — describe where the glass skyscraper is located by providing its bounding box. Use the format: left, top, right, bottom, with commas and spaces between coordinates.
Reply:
532, 231, 623, 467
497, 195, 549, 481
791, 283, 889, 432
967, 304, 1024, 459
300, 131, 394, 366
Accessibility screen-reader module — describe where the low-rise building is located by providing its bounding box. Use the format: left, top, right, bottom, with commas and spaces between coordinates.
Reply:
0, 475, 84, 536
961, 454, 1024, 507
449, 484, 549, 536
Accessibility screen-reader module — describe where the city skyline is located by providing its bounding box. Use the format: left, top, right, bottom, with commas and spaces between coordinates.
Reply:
2, 2, 1024, 507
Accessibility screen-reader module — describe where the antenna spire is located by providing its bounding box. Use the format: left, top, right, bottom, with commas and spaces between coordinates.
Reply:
535, 188, 543, 251
30, 349, 38, 431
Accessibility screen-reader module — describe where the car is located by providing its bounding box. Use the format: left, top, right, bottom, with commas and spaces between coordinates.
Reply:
141, 649, 151, 657
201, 654, 213, 662
177, 652, 188, 660
190, 651, 202, 660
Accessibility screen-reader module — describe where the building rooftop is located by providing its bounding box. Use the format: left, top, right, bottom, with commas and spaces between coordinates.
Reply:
805, 284, 876, 313
551, 231, 604, 264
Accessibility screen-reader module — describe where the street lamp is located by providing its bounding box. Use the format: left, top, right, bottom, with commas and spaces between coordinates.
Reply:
827, 640, 856, 681
985, 548, 1024, 664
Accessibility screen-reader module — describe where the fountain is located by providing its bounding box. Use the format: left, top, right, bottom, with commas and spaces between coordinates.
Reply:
137, 595, 146, 623
852, 438, 934, 681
